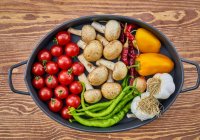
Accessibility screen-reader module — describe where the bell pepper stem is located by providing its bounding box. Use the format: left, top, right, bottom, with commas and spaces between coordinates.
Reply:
127, 64, 139, 69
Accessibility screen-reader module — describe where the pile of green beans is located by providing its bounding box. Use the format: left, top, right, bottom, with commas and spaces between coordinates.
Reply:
69, 82, 139, 128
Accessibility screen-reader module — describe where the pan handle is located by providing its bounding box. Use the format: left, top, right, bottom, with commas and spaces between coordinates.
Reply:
8, 60, 29, 95
180, 58, 200, 93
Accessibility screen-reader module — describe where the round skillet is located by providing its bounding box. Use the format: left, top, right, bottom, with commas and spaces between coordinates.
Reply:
8, 15, 200, 132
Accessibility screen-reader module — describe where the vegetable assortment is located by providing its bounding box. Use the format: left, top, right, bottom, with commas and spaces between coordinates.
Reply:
31, 19, 176, 128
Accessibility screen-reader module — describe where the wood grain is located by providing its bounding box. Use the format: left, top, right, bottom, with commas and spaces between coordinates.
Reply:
0, 0, 200, 139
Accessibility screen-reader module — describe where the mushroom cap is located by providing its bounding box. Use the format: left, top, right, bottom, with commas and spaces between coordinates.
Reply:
112, 61, 128, 81
105, 20, 121, 41
101, 82, 122, 100
83, 40, 103, 62
84, 89, 102, 103
81, 25, 96, 43
103, 40, 123, 60
88, 66, 108, 86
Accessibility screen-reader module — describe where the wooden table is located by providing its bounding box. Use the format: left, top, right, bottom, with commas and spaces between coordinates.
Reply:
0, 0, 200, 139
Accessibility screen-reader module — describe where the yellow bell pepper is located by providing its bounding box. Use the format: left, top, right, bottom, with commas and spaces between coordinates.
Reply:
135, 28, 161, 53
134, 53, 174, 76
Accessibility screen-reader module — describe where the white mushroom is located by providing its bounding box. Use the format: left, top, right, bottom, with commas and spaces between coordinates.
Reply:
96, 59, 128, 81
96, 34, 123, 60
91, 20, 121, 41
78, 55, 108, 86
68, 25, 96, 43
101, 70, 122, 100
77, 40, 103, 62
78, 74, 102, 104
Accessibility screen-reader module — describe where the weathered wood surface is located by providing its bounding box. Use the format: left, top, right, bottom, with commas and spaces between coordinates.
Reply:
0, 0, 199, 139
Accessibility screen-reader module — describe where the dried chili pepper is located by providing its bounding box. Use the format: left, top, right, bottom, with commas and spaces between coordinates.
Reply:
124, 24, 137, 41
121, 39, 129, 65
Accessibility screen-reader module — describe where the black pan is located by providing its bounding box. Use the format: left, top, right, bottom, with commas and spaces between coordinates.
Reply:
8, 15, 200, 132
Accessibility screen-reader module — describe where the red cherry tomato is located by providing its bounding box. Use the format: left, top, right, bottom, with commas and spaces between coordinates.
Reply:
48, 98, 63, 112
57, 55, 72, 70
37, 49, 52, 62
65, 42, 80, 57
61, 107, 72, 119
54, 85, 69, 99
32, 62, 45, 76
50, 45, 63, 57
46, 61, 59, 75
65, 94, 80, 108
45, 75, 58, 89
58, 70, 74, 85
32, 76, 45, 89
69, 81, 83, 95
71, 62, 85, 76
56, 31, 71, 45
38, 87, 53, 101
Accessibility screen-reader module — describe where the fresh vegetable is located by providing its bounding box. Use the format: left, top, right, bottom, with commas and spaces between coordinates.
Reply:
56, 31, 71, 45
54, 85, 69, 99
96, 59, 128, 81
68, 25, 96, 43
132, 53, 174, 76
61, 107, 72, 119
37, 49, 52, 62
77, 54, 96, 72
78, 74, 102, 104
91, 20, 121, 41
69, 81, 83, 95
71, 62, 85, 76
48, 98, 63, 112
50, 45, 63, 57
38, 87, 53, 101
65, 94, 81, 109
65, 42, 80, 57
121, 39, 129, 65
45, 75, 58, 89
32, 62, 45, 76
45, 61, 59, 75
135, 28, 161, 53
130, 92, 160, 121
57, 55, 72, 70
132, 76, 147, 93
147, 73, 175, 99
58, 70, 74, 85
32, 76, 45, 89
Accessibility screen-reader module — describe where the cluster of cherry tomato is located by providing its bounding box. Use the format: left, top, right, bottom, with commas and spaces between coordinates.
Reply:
31, 31, 85, 119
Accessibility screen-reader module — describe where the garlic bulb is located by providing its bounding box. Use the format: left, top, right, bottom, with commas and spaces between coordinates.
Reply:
147, 73, 175, 99
130, 92, 160, 121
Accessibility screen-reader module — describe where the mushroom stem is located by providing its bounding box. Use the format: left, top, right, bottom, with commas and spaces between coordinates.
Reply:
78, 74, 93, 90
96, 34, 109, 46
91, 21, 105, 34
107, 70, 114, 82
68, 28, 82, 36
78, 54, 96, 72
77, 40, 87, 49
96, 59, 115, 70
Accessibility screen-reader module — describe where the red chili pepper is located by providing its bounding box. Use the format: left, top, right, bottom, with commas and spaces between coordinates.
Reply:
120, 23, 125, 44
124, 24, 136, 41
121, 39, 129, 65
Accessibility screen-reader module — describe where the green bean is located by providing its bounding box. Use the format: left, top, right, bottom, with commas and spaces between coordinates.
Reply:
83, 86, 132, 117
70, 102, 131, 127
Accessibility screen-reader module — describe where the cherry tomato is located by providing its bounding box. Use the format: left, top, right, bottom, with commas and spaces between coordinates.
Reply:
69, 81, 83, 95
37, 49, 52, 62
54, 85, 69, 99
71, 62, 85, 76
38, 87, 53, 101
57, 55, 72, 70
32, 76, 45, 89
48, 98, 63, 112
65, 94, 80, 108
61, 107, 72, 119
45, 75, 58, 89
50, 45, 63, 57
65, 42, 80, 57
46, 61, 59, 75
32, 62, 45, 76
58, 70, 74, 85
56, 31, 71, 45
